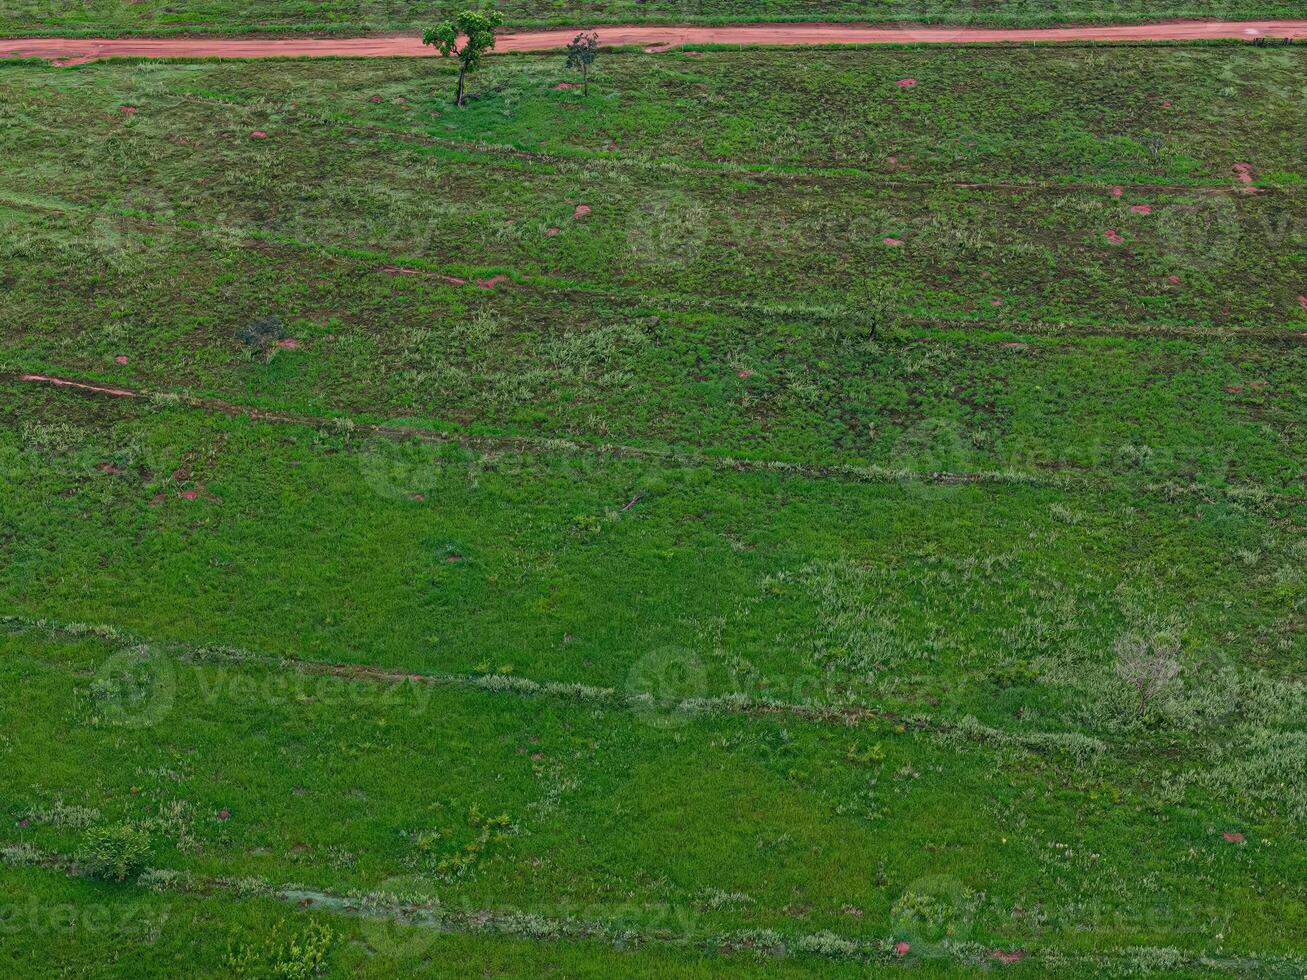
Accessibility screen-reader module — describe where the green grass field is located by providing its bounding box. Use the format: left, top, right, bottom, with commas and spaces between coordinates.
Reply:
1, 43, 1305, 977
0, 0, 1303, 36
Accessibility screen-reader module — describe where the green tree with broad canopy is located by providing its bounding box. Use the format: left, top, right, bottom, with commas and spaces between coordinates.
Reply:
423, 10, 504, 107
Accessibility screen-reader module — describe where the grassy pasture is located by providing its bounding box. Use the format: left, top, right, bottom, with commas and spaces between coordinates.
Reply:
1, 50, 1305, 487
0, 43, 1304, 977
0, 391, 1304, 973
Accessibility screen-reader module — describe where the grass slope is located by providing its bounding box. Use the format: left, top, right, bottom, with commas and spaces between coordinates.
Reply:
0, 43, 1304, 976
1, 50, 1305, 488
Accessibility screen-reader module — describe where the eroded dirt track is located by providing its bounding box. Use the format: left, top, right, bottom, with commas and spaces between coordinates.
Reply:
2, 20, 1305, 64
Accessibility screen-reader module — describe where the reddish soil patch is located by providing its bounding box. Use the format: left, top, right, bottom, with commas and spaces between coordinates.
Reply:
476, 274, 510, 289
1161, 99, 1172, 108
545, 226, 560, 237
1105, 229, 1125, 244
97, 461, 126, 476
553, 81, 579, 90
411, 493, 426, 502
119, 105, 137, 115
1110, 186, 1123, 198
896, 78, 918, 88
1224, 384, 1243, 394
1232, 162, 1254, 183
990, 297, 1004, 306
217, 808, 231, 821
180, 489, 200, 500
882, 237, 904, 246
1001, 341, 1025, 349
114, 354, 129, 364
446, 553, 463, 563
440, 275, 466, 286
1129, 204, 1153, 214
274, 337, 301, 350
20, 373, 137, 398
250, 130, 268, 139
737, 368, 755, 378
1298, 295, 1307, 310
992, 949, 1027, 965
574, 203, 591, 220
381, 264, 421, 276
1222, 830, 1245, 843
1168, 275, 1182, 285
894, 941, 911, 957
369, 94, 383, 102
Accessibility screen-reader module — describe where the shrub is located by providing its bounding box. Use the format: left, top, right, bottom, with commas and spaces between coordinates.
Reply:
226, 921, 336, 979
1114, 630, 1181, 715
80, 824, 151, 882
238, 315, 285, 357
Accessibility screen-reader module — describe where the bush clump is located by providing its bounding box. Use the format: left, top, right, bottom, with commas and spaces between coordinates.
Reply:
80, 824, 152, 882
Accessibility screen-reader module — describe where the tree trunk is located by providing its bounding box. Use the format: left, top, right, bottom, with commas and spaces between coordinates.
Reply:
582, 64, 588, 97
456, 67, 466, 107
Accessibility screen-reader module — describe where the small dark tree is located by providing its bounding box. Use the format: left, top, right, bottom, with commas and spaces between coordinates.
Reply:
1114, 632, 1181, 716
423, 10, 504, 107
239, 315, 285, 359
565, 31, 599, 97
859, 281, 898, 340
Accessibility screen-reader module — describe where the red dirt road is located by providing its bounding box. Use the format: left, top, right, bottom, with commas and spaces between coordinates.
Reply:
3, 21, 1305, 64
